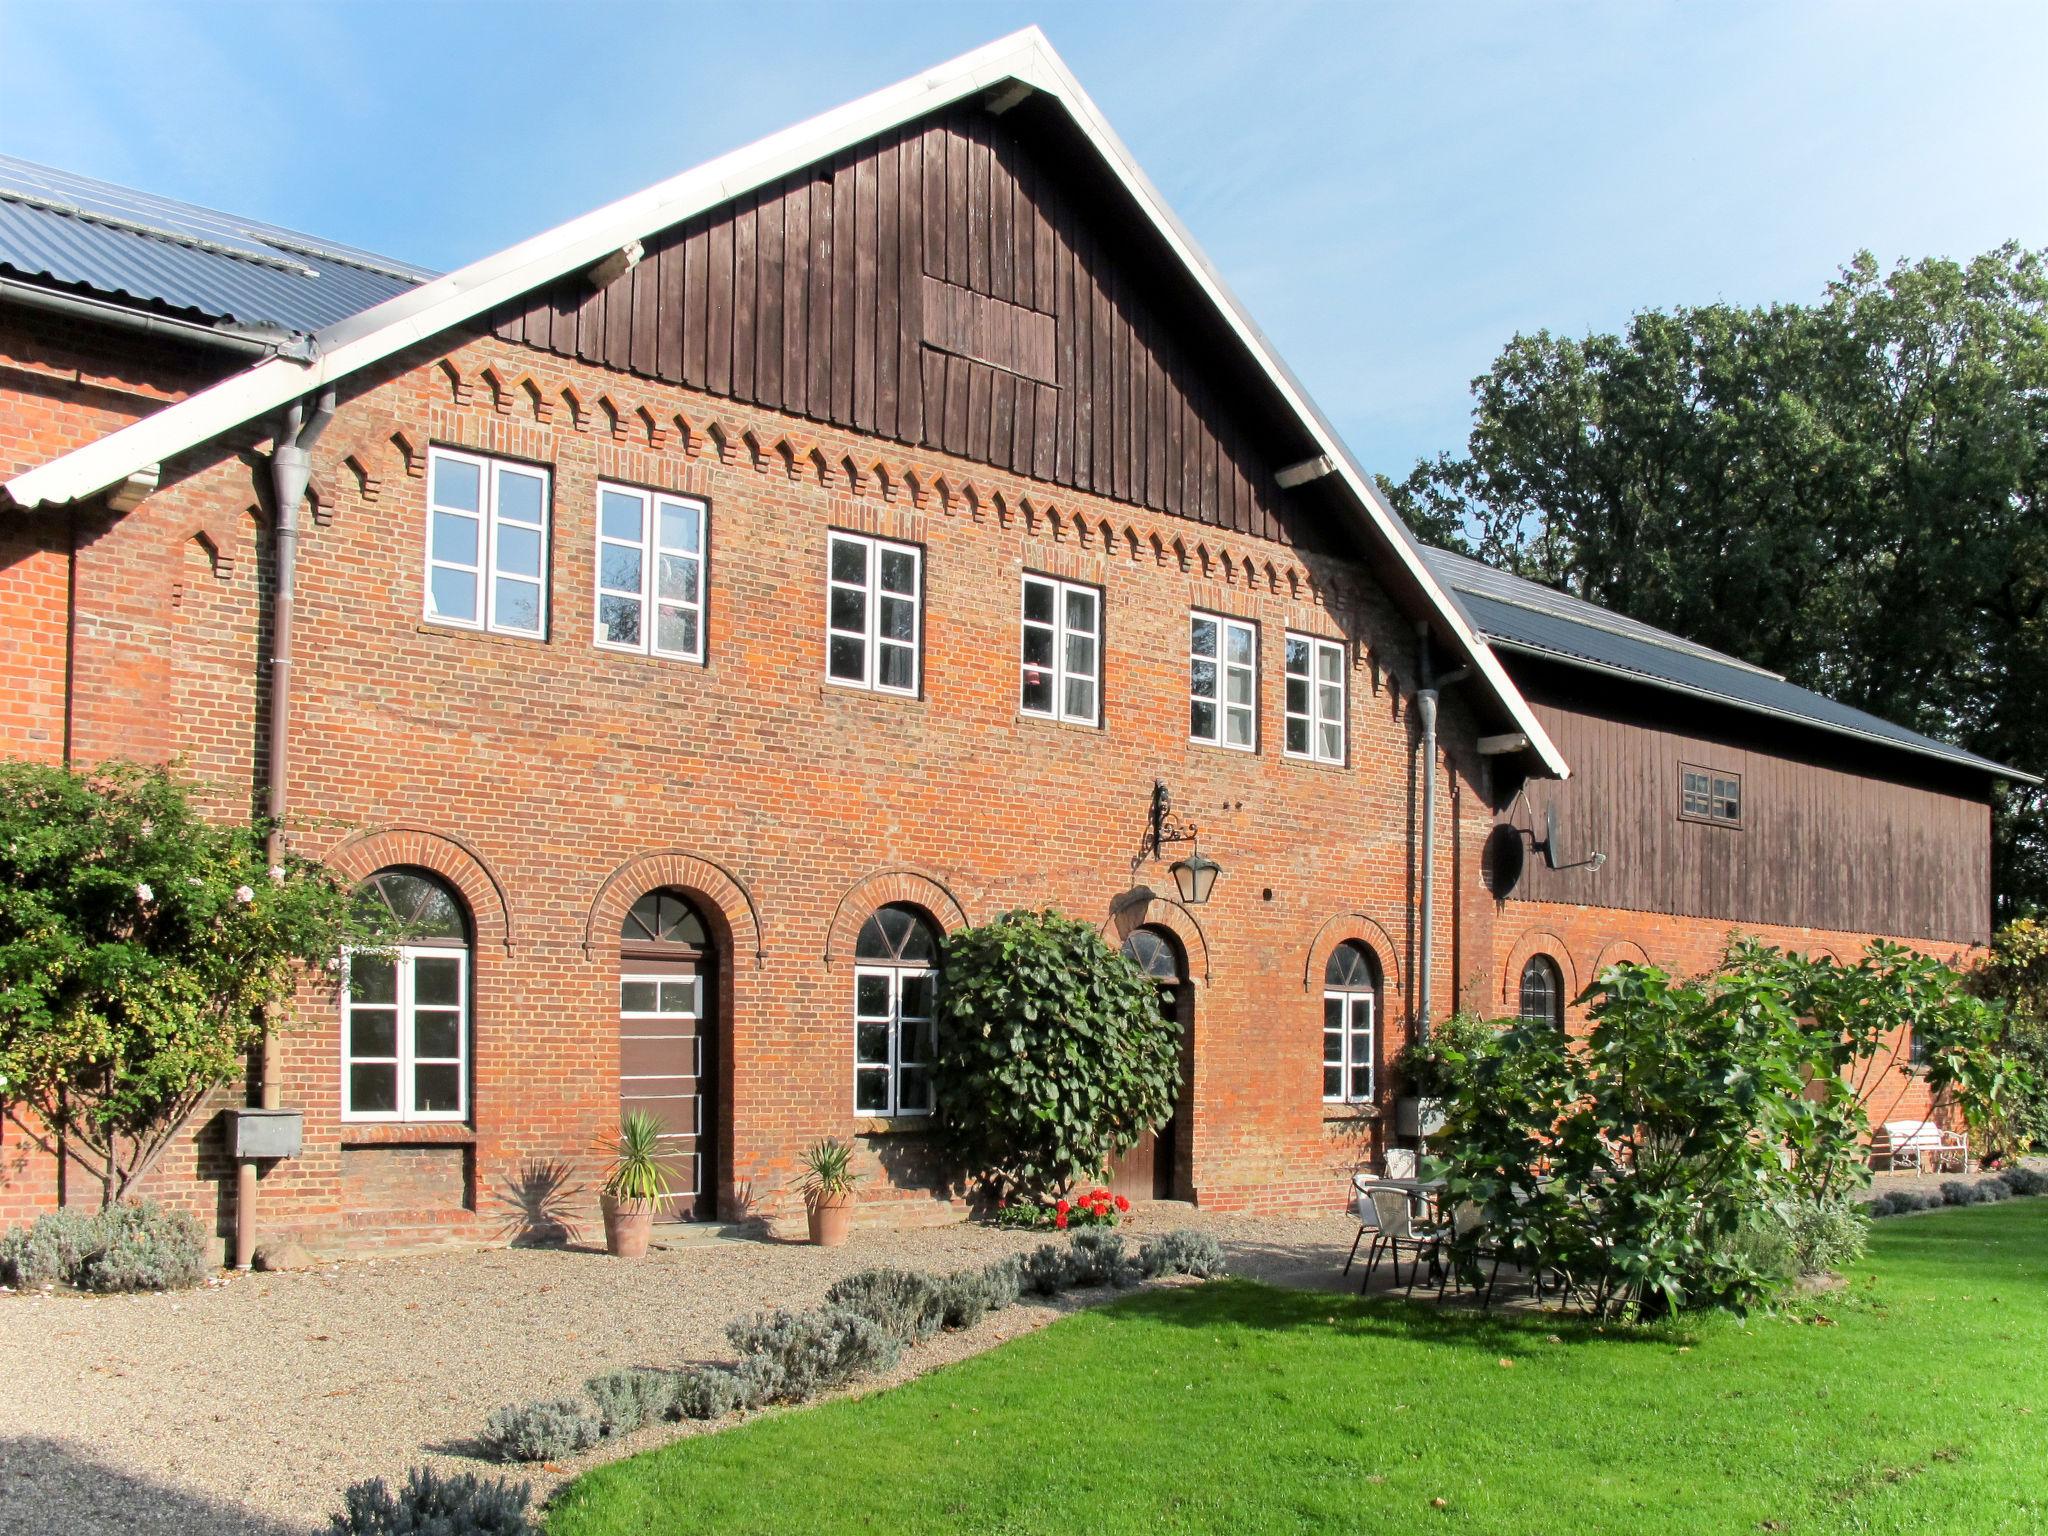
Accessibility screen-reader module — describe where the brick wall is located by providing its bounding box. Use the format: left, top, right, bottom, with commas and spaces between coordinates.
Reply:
0, 317, 1508, 1248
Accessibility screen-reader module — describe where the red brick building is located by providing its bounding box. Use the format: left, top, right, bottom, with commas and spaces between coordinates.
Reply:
0, 32, 2025, 1257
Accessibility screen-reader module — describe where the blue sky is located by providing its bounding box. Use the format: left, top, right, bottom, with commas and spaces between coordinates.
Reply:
3, 0, 2042, 476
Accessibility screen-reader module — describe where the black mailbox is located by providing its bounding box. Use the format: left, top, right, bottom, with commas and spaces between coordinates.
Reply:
227, 1107, 303, 1160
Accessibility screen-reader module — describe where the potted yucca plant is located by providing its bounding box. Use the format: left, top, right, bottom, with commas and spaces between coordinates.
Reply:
599, 1109, 676, 1258
797, 1138, 860, 1247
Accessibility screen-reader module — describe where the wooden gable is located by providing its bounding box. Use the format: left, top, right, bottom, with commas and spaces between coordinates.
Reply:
493, 103, 1303, 546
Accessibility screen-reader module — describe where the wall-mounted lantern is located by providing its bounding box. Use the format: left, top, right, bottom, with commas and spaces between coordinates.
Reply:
1131, 780, 1221, 905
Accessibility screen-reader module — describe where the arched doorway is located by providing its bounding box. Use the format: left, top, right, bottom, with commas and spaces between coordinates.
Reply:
618, 888, 718, 1220
1109, 925, 1191, 1202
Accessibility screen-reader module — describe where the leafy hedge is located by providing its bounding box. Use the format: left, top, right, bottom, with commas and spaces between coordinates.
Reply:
930, 910, 1181, 1199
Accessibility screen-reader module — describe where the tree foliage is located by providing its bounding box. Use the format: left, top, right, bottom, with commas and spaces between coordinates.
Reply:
1439, 941, 2022, 1319
1965, 917, 2048, 1156
1381, 245, 2048, 911
929, 909, 1180, 1200
0, 760, 387, 1205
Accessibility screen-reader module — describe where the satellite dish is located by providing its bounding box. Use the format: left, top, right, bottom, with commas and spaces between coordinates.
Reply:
1484, 825, 1526, 895
1542, 807, 1560, 869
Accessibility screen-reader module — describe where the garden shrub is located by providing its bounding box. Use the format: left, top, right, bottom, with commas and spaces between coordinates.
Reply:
329, 1467, 534, 1535
1711, 1211, 1796, 1284
1020, 1242, 1076, 1296
930, 910, 1181, 1199
1975, 1178, 2011, 1202
0, 1202, 206, 1292
1140, 1228, 1227, 1279
1863, 1195, 1896, 1219
0, 1207, 106, 1287
1787, 1197, 1868, 1275
824, 1267, 946, 1346
725, 1306, 900, 1404
937, 1268, 994, 1330
74, 1202, 206, 1292
1941, 1180, 1981, 1206
727, 1354, 781, 1410
981, 1253, 1023, 1309
480, 1399, 601, 1463
1068, 1231, 1141, 1288
1999, 1166, 2047, 1196
583, 1369, 672, 1436
1902, 1189, 1942, 1212
669, 1364, 747, 1421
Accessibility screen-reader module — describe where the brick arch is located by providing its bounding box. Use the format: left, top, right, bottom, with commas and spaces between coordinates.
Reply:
583, 849, 764, 967
1500, 927, 1579, 1014
1301, 912, 1402, 996
1101, 891, 1210, 985
824, 868, 969, 967
325, 826, 513, 953
1590, 937, 1652, 979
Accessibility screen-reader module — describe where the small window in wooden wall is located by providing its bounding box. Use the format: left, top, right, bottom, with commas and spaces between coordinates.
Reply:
1679, 765, 1742, 827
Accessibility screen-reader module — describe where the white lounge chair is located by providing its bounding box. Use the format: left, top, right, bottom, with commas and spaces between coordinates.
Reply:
1874, 1119, 1968, 1175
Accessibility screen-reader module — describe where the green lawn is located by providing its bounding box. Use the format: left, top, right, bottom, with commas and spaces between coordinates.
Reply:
547, 1202, 2048, 1535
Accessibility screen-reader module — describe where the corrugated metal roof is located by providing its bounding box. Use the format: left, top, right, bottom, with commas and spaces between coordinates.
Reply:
1418, 545, 2033, 783
0, 154, 433, 334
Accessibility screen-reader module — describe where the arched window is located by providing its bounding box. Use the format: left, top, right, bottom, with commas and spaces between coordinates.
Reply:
1323, 942, 1379, 1103
853, 904, 939, 1117
344, 869, 470, 1122
1519, 954, 1564, 1030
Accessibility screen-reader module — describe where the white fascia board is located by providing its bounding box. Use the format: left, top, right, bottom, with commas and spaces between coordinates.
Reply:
0, 25, 1566, 777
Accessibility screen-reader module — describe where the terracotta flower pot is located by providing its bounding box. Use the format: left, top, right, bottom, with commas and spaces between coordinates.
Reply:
601, 1193, 656, 1258
807, 1191, 854, 1247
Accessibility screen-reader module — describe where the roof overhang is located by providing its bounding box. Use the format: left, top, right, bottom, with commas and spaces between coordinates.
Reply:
0, 27, 1567, 780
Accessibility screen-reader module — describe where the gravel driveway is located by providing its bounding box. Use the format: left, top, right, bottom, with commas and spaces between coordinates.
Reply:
0, 1207, 1355, 1534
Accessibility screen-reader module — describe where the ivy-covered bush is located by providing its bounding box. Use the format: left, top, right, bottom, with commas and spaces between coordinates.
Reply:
824, 1268, 946, 1346
1140, 1228, 1228, 1279
0, 1201, 206, 1291
329, 1467, 534, 1535
930, 910, 1181, 1199
480, 1399, 601, 1463
724, 1307, 900, 1404
583, 1369, 672, 1436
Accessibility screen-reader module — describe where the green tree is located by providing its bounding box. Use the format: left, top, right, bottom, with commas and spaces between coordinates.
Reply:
1965, 917, 2048, 1156
1384, 245, 2048, 912
0, 760, 387, 1206
929, 909, 1180, 1200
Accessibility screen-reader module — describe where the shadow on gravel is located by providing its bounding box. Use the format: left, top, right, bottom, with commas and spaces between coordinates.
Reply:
0, 1436, 316, 1536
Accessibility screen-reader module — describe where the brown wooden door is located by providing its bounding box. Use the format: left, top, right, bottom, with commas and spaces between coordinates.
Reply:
1109, 975, 1188, 1201
619, 958, 711, 1220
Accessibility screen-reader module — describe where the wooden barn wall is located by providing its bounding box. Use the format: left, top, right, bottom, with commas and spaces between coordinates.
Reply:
492, 107, 1302, 546
1504, 699, 1992, 945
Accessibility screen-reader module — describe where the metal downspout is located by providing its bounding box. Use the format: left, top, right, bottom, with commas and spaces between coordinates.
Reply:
234, 388, 334, 1271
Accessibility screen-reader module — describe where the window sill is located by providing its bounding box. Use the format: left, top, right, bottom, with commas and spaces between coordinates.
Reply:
1284, 753, 1350, 772
853, 1116, 932, 1137
819, 682, 926, 707
340, 1122, 476, 1146
1322, 1105, 1379, 1124
414, 622, 548, 649
1015, 710, 1102, 732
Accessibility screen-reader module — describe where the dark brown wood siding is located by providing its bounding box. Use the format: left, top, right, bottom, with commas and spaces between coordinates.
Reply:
492, 107, 1299, 544
1503, 694, 1993, 944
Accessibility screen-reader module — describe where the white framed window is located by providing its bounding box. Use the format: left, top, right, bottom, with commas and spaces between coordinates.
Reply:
1190, 611, 1257, 750
1284, 633, 1346, 763
343, 949, 469, 1123
344, 869, 471, 1123
852, 904, 939, 1117
826, 532, 921, 695
1323, 942, 1378, 1104
424, 447, 550, 638
1020, 574, 1101, 724
594, 483, 706, 661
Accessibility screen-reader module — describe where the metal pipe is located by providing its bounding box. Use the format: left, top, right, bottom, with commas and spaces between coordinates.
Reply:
236, 388, 335, 1269
1416, 686, 1439, 1043
0, 274, 285, 357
